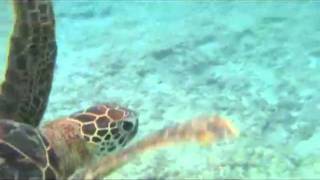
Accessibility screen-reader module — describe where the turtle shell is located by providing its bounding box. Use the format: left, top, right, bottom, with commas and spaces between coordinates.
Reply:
0, 120, 59, 179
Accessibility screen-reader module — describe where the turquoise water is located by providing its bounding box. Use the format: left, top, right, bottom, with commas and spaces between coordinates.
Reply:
1, 1, 320, 179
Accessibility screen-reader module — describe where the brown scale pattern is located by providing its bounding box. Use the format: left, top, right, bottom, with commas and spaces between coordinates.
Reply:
69, 104, 128, 145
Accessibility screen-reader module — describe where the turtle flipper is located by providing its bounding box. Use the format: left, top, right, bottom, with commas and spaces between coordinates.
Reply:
0, 0, 57, 127
75, 115, 239, 179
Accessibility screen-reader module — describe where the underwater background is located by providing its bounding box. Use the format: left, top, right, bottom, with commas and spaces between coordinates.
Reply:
1, 0, 320, 179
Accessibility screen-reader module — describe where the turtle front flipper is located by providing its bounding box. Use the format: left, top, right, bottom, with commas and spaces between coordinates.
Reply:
75, 115, 239, 179
0, 0, 57, 127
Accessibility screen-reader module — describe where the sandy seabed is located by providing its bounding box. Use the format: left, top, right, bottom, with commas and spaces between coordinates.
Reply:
1, 1, 320, 179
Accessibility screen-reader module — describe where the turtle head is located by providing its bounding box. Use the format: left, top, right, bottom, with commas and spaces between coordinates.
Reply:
42, 104, 138, 158
69, 104, 139, 156
41, 103, 138, 175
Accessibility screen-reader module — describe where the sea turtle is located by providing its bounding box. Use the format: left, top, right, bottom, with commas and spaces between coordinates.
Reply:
0, 0, 238, 179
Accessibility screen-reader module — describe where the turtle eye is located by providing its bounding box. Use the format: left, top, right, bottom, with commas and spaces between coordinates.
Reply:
122, 121, 133, 131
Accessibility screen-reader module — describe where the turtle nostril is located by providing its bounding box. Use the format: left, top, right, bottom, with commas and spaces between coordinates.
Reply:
122, 121, 133, 131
